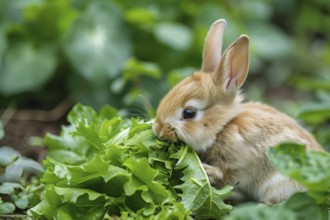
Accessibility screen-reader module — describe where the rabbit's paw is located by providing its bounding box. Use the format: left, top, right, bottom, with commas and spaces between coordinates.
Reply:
202, 163, 224, 184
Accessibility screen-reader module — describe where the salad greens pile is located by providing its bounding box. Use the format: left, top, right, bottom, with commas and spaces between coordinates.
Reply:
1, 103, 329, 219
28, 104, 232, 219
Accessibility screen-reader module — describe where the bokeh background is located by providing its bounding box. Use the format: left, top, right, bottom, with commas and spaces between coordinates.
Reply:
0, 0, 330, 156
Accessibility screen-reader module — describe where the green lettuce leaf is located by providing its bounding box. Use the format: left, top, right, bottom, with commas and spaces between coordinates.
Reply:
174, 146, 233, 219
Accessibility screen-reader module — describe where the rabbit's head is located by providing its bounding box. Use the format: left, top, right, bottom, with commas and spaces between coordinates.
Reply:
153, 19, 250, 152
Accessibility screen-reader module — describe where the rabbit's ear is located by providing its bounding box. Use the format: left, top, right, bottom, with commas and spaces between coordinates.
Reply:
215, 35, 249, 92
201, 19, 226, 73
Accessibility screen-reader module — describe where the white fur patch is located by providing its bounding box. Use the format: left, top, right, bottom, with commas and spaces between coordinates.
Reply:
175, 126, 216, 152
258, 172, 288, 197
185, 99, 208, 110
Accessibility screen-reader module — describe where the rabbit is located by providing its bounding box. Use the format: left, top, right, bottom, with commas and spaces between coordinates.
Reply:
152, 19, 325, 205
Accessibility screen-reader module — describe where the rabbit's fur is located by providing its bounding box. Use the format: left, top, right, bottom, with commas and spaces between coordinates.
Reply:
152, 19, 324, 204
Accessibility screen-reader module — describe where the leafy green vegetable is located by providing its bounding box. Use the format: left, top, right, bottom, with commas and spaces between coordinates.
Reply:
28, 103, 232, 219
174, 146, 233, 219
0, 147, 44, 215
269, 143, 330, 206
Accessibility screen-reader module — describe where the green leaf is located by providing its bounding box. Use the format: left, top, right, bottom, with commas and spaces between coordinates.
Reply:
15, 157, 44, 173
0, 182, 23, 194
75, 121, 105, 151
123, 157, 170, 205
123, 58, 162, 80
0, 146, 20, 166
0, 202, 16, 214
0, 42, 57, 95
28, 184, 110, 219
14, 194, 29, 209
250, 24, 294, 60
153, 22, 193, 51
67, 103, 98, 125
298, 103, 330, 125
5, 163, 23, 182
23, 0, 76, 42
269, 143, 330, 204
64, 0, 132, 83
175, 146, 233, 219
224, 203, 297, 220
124, 8, 156, 26
285, 193, 329, 220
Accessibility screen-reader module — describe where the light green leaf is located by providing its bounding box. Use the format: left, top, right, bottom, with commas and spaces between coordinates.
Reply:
0, 202, 16, 214
285, 193, 329, 220
14, 194, 29, 209
298, 103, 330, 125
64, 1, 132, 83
16, 157, 44, 173
75, 121, 105, 151
0, 42, 57, 96
67, 103, 98, 125
224, 203, 297, 220
124, 8, 156, 26
123, 157, 170, 204
250, 24, 293, 60
123, 58, 161, 80
0, 146, 20, 166
175, 146, 233, 219
5, 163, 23, 182
0, 182, 23, 194
153, 22, 193, 51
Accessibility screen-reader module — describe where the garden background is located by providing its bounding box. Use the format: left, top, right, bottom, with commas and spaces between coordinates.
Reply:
0, 0, 329, 219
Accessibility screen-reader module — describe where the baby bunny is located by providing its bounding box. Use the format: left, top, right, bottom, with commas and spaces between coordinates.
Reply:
152, 19, 324, 205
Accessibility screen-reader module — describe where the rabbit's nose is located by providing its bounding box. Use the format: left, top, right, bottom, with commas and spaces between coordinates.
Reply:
158, 124, 178, 143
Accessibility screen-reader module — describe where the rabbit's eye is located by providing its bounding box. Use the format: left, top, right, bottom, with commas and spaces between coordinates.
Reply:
182, 108, 197, 120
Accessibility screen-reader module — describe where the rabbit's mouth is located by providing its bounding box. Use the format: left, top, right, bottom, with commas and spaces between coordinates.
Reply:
152, 120, 179, 143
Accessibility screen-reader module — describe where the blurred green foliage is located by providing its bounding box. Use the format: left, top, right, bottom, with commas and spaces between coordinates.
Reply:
0, 0, 329, 118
